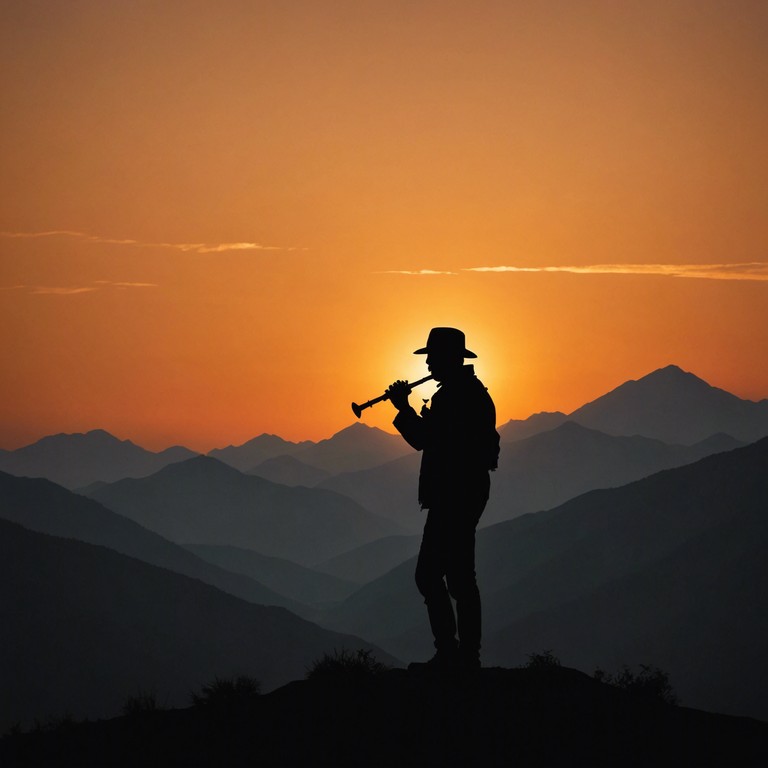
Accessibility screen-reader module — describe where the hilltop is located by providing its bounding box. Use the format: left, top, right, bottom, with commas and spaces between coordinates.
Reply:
3, 665, 767, 767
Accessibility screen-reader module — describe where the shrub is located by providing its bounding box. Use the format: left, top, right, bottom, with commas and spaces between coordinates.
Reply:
122, 690, 162, 717
191, 676, 261, 708
594, 664, 678, 706
524, 650, 562, 670
306, 648, 389, 681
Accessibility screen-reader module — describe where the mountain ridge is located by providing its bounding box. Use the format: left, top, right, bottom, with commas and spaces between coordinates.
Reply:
0, 429, 198, 489
499, 365, 768, 444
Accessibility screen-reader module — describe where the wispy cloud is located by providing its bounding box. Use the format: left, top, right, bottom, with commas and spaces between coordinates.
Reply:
0, 230, 302, 254
5, 281, 158, 296
93, 280, 159, 288
376, 269, 458, 276
464, 263, 768, 281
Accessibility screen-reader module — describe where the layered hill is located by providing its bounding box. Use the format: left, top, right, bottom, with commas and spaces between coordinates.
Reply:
248, 454, 332, 486
318, 422, 741, 531
84, 455, 400, 564
0, 430, 197, 489
0, 471, 303, 613
0, 520, 398, 730
313, 534, 422, 584
320, 438, 768, 719
290, 423, 412, 474
207, 433, 310, 472
208, 423, 411, 477
499, 365, 768, 444
185, 544, 357, 606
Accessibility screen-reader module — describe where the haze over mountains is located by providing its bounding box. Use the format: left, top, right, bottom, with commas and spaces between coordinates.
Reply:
3, 364, 768, 727
0, 471, 304, 614
83, 455, 400, 565
0, 518, 397, 730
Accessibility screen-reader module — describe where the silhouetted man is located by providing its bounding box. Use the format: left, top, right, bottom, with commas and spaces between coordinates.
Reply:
387, 328, 499, 671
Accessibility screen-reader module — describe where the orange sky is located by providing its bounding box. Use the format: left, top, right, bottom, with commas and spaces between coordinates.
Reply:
1, 1, 767, 451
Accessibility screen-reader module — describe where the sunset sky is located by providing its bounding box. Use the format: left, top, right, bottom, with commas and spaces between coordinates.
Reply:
2, 1, 767, 452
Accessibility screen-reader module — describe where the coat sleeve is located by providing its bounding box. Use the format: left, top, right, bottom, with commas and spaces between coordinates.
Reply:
393, 406, 427, 451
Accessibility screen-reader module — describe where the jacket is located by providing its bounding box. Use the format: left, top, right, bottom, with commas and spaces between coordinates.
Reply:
393, 365, 500, 509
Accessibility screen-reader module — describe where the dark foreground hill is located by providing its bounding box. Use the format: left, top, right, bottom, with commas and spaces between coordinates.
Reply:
4, 666, 767, 767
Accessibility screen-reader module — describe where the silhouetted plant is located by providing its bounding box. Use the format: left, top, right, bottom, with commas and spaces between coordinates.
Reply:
190, 675, 261, 708
524, 650, 561, 669
29, 712, 77, 734
122, 691, 162, 717
594, 664, 678, 706
306, 648, 389, 681
2, 722, 22, 738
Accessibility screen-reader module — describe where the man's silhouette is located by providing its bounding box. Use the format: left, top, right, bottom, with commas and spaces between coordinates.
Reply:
387, 328, 499, 671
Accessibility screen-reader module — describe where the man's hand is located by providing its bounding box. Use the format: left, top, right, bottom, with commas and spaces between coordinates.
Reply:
386, 380, 411, 412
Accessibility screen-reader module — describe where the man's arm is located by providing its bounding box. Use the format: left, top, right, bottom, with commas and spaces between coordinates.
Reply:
387, 380, 426, 451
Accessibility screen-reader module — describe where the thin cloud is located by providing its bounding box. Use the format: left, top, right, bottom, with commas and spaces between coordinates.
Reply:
0, 230, 301, 254
8, 281, 158, 296
93, 281, 158, 288
464, 263, 768, 282
30, 286, 100, 295
376, 269, 458, 276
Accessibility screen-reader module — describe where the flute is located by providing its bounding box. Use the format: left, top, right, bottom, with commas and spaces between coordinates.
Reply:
351, 375, 434, 418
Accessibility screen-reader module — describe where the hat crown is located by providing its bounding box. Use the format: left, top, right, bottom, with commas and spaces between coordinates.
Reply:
414, 327, 477, 358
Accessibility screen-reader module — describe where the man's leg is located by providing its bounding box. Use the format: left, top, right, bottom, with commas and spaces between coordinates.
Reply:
445, 502, 485, 668
414, 510, 458, 656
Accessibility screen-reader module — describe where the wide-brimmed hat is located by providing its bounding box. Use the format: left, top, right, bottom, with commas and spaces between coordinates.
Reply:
413, 327, 477, 358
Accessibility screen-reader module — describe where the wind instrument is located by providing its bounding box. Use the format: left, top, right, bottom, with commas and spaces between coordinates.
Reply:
351, 375, 434, 418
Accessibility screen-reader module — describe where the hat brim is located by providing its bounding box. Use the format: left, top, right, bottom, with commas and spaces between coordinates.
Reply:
414, 346, 477, 358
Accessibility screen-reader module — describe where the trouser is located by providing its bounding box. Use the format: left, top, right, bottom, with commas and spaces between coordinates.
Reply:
414, 494, 486, 655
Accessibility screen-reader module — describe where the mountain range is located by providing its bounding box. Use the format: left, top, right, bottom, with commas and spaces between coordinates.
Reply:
3, 363, 768, 727
317, 422, 743, 532
0, 429, 197, 489
82, 455, 400, 565
210, 423, 412, 475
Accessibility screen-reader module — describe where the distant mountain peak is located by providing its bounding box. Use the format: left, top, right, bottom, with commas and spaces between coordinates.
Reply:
568, 364, 768, 444
331, 422, 377, 436
642, 364, 706, 384
152, 454, 244, 481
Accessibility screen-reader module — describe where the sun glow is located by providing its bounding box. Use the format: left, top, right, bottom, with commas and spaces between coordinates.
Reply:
1, 3, 767, 449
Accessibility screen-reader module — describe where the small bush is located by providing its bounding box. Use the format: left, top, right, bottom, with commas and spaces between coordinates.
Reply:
594, 664, 678, 706
122, 691, 162, 717
191, 676, 261, 708
306, 648, 389, 681
524, 650, 561, 670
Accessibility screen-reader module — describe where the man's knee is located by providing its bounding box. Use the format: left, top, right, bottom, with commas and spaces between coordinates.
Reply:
445, 572, 479, 602
415, 564, 445, 600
